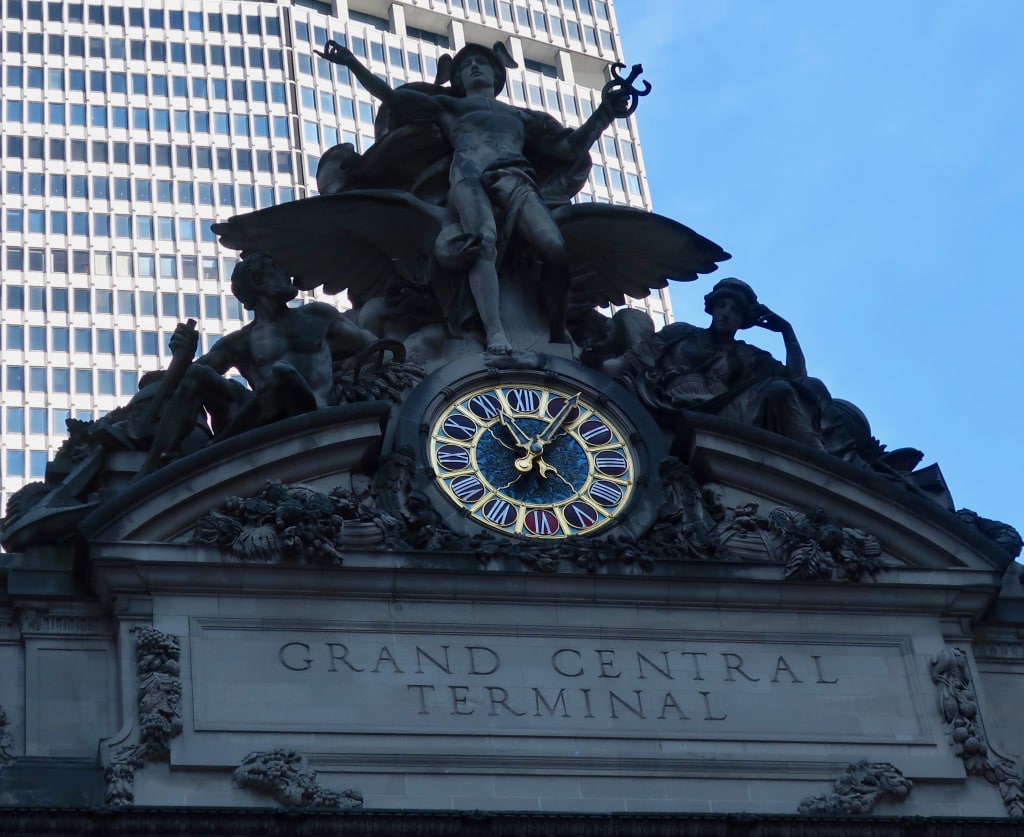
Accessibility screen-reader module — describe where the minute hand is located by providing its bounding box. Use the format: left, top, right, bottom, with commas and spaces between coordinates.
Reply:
537, 393, 580, 445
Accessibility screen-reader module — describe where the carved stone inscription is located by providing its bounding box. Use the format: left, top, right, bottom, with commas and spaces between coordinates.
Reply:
190, 621, 925, 744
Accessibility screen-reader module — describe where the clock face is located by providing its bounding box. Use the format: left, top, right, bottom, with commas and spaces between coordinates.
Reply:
428, 382, 636, 538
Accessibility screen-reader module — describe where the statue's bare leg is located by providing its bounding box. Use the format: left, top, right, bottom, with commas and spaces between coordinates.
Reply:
136, 367, 247, 477
516, 195, 570, 343
449, 176, 511, 354
217, 363, 319, 440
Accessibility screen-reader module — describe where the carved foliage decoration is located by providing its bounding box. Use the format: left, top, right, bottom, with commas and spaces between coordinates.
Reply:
770, 507, 883, 582
328, 355, 425, 408
233, 749, 363, 809
931, 647, 1024, 817
189, 457, 886, 579
105, 627, 183, 806
647, 458, 886, 581
0, 706, 14, 768
192, 479, 403, 563
798, 760, 912, 814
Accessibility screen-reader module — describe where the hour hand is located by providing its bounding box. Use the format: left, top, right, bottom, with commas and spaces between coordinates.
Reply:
499, 410, 532, 449
535, 458, 560, 480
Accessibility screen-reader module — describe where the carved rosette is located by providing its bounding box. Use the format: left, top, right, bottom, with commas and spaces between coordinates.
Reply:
931, 647, 1024, 817
105, 627, 183, 806
0, 706, 14, 768
798, 760, 912, 814
233, 748, 362, 809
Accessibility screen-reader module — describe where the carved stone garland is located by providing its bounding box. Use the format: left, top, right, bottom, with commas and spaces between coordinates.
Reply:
0, 706, 14, 768
798, 760, 912, 814
931, 647, 1024, 817
233, 748, 362, 809
191, 453, 887, 579
105, 627, 183, 806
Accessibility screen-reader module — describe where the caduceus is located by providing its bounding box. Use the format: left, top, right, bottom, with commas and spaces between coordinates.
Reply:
601, 63, 652, 118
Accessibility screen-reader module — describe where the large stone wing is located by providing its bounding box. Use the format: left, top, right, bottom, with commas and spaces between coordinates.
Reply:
211, 191, 444, 307
553, 204, 731, 309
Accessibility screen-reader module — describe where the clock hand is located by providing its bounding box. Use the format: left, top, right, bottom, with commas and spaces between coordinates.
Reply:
538, 393, 580, 444
514, 439, 545, 474
500, 409, 545, 473
539, 459, 577, 492
499, 410, 533, 450
514, 394, 581, 474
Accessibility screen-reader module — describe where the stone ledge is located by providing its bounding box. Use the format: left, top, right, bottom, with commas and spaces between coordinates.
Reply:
0, 808, 1021, 836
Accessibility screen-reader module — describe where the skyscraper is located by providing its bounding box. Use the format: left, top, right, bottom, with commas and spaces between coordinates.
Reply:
0, 0, 667, 514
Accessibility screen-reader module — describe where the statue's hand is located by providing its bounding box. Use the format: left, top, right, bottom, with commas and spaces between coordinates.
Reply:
602, 86, 633, 119
168, 321, 200, 356
316, 40, 355, 67
754, 305, 789, 333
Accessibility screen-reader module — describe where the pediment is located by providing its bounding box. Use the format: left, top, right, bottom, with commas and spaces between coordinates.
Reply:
75, 398, 1013, 587
683, 413, 1015, 574
80, 403, 391, 545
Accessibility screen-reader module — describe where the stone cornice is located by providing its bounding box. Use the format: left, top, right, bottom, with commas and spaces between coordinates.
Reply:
86, 542, 1000, 619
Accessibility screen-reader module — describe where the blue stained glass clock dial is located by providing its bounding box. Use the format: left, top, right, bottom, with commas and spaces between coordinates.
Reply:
429, 382, 636, 538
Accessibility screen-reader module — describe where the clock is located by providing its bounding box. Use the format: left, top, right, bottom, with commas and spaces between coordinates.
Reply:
391, 355, 665, 541
428, 380, 635, 537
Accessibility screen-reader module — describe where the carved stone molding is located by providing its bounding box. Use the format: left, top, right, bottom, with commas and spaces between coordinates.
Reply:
233, 749, 362, 809
797, 760, 912, 814
931, 647, 1024, 817
0, 705, 15, 768
14, 605, 107, 637
105, 627, 183, 806
974, 642, 1024, 662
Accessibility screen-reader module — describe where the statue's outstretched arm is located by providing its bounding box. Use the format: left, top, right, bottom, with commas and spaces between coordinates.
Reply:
317, 40, 395, 103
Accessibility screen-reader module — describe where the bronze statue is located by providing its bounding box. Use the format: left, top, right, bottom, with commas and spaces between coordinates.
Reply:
316, 40, 638, 353
213, 43, 729, 363
136, 253, 377, 477
603, 278, 827, 450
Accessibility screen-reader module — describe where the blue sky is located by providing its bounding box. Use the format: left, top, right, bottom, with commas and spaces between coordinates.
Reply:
615, 1, 1024, 539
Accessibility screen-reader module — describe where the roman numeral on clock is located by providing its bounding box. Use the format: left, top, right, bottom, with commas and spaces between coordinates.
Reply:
595, 451, 628, 476
449, 475, 484, 503
482, 497, 516, 527
442, 413, 475, 440
589, 480, 623, 507
506, 388, 540, 413
578, 420, 612, 445
564, 501, 599, 529
436, 445, 470, 471
469, 392, 500, 420
524, 509, 560, 536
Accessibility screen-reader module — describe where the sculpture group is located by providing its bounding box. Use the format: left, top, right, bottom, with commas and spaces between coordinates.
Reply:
2, 41, 1018, 562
